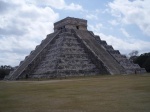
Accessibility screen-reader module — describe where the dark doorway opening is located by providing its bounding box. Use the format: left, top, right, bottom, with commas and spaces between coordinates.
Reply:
76, 26, 79, 29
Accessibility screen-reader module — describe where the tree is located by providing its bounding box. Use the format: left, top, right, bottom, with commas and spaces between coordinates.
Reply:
143, 58, 150, 72
134, 52, 150, 72
129, 50, 139, 57
0, 65, 13, 80
129, 50, 139, 61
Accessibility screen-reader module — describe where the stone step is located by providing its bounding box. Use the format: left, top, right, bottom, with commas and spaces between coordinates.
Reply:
31, 31, 99, 78
7, 31, 60, 80
74, 29, 125, 75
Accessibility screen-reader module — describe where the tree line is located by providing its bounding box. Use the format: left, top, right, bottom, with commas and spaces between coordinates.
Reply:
133, 52, 150, 72
0, 65, 14, 80
0, 52, 149, 80
128, 50, 150, 72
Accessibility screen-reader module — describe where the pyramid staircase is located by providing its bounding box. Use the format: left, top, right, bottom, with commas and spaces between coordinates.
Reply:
5, 17, 146, 80
5, 31, 60, 80
92, 34, 146, 74
74, 30, 126, 75
31, 30, 103, 78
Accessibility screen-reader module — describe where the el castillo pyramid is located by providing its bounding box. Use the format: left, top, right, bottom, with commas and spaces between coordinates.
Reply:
6, 17, 146, 80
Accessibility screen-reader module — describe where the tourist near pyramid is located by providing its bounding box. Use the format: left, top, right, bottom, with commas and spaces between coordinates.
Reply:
6, 17, 146, 80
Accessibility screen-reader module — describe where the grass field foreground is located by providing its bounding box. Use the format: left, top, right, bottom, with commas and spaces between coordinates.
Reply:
0, 74, 150, 112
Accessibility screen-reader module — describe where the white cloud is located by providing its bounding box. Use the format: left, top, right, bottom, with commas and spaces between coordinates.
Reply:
108, 0, 150, 36
109, 19, 119, 26
0, 0, 83, 66
0, 52, 25, 66
89, 23, 103, 32
0, 0, 59, 66
89, 24, 150, 55
86, 14, 98, 20
85, 9, 102, 20
65, 3, 83, 10
96, 32, 150, 55
27, 0, 83, 11
120, 28, 131, 38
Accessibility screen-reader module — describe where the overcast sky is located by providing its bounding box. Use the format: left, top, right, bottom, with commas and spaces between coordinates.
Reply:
0, 0, 150, 66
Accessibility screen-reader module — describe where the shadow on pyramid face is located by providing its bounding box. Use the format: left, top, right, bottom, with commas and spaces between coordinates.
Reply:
5, 17, 146, 80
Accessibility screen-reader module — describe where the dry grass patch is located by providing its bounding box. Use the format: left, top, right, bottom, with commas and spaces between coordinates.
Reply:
0, 74, 150, 112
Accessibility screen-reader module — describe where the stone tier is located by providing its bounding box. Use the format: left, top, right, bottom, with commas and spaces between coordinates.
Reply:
74, 29, 125, 75
6, 31, 60, 80
5, 17, 146, 80
31, 31, 100, 78
92, 33, 146, 74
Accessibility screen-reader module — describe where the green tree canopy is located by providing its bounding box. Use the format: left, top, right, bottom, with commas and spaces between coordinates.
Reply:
134, 52, 150, 72
0, 65, 13, 80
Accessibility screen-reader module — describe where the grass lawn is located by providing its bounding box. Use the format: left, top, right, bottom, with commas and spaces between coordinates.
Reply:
0, 74, 150, 112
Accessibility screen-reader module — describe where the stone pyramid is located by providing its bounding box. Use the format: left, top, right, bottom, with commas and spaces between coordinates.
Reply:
6, 17, 146, 80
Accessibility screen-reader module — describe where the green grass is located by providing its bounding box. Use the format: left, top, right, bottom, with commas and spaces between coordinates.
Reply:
0, 74, 150, 112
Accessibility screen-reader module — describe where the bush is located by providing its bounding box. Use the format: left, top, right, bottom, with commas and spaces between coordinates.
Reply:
0, 65, 13, 80
134, 53, 150, 72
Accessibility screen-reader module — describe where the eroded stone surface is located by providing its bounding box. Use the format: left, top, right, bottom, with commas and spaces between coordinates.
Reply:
6, 17, 146, 80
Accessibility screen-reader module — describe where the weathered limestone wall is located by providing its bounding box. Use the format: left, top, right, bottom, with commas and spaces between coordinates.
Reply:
32, 30, 102, 78
6, 17, 146, 80
92, 33, 146, 74
54, 17, 87, 32
5, 31, 60, 80
74, 29, 126, 75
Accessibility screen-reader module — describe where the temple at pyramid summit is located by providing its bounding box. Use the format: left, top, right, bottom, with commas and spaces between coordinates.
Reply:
6, 17, 146, 80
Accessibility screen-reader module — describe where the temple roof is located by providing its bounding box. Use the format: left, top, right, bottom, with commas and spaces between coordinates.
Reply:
54, 17, 87, 31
